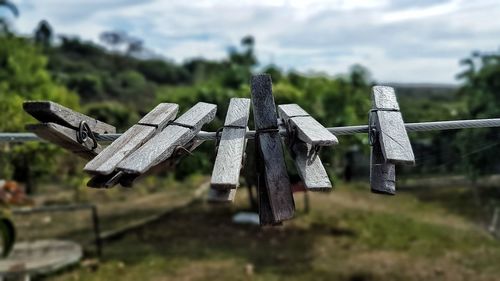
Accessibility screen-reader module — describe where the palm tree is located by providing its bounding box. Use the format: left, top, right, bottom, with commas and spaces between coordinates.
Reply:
0, 0, 19, 17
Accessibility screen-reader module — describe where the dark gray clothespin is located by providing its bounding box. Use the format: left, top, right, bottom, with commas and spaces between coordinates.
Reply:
87, 139, 204, 188
251, 74, 295, 225
369, 86, 415, 195
88, 102, 214, 189
116, 102, 216, 176
84, 103, 179, 188
23, 101, 115, 159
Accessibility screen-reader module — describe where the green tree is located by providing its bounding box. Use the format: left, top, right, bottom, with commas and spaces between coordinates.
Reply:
456, 49, 500, 180
84, 101, 139, 132
0, 36, 79, 192
222, 35, 257, 88
0, 0, 18, 34
0, 0, 18, 17
34, 20, 53, 47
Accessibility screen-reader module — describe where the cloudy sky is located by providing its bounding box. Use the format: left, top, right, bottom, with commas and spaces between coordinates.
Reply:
8, 0, 500, 83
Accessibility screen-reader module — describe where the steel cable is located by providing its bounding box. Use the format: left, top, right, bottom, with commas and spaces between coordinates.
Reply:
1, 118, 500, 143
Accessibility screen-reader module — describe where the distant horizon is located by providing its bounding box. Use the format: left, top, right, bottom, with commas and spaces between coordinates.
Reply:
8, 0, 500, 84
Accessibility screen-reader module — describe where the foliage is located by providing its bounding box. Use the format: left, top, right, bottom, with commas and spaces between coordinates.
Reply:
0, 0, 18, 17
0, 15, 489, 188
84, 101, 140, 131
456, 49, 500, 179
34, 20, 53, 47
0, 35, 79, 192
99, 30, 143, 56
0, 36, 79, 131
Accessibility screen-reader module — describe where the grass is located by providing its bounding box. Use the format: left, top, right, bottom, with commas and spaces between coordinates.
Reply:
13, 174, 207, 248
43, 181, 500, 281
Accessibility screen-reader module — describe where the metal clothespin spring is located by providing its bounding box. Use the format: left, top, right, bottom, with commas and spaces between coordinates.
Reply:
368, 107, 400, 146
214, 127, 224, 154
285, 118, 321, 163
307, 145, 322, 164
368, 110, 378, 146
286, 118, 297, 148
76, 121, 98, 150
174, 145, 193, 156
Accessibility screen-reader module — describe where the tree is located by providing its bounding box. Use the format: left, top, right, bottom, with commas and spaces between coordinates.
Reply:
84, 101, 139, 132
0, 0, 18, 34
0, 0, 18, 17
223, 35, 258, 88
99, 30, 144, 56
456, 48, 500, 180
0, 36, 79, 193
34, 20, 53, 46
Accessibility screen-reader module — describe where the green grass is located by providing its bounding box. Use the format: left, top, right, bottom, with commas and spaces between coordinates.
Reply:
14, 174, 207, 247
46, 182, 500, 281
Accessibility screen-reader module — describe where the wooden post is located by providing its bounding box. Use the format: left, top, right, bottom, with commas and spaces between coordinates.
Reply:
251, 74, 295, 225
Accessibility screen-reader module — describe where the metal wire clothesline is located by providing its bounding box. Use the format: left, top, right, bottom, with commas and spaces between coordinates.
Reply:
1, 117, 500, 142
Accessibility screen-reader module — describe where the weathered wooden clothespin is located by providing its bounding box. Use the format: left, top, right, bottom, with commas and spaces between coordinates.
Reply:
116, 102, 217, 176
208, 98, 251, 203
90, 138, 205, 188
207, 188, 237, 204
369, 86, 415, 195
83, 103, 179, 188
278, 104, 338, 191
23, 101, 115, 160
251, 74, 295, 225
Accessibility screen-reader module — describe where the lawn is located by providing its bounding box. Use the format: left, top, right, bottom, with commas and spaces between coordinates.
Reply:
44, 181, 500, 281
13, 175, 207, 250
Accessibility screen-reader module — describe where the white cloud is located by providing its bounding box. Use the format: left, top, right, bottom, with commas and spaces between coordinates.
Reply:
11, 0, 500, 83
381, 0, 460, 23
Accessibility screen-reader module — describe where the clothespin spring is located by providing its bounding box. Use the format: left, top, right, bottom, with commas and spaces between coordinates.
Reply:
284, 118, 298, 156
76, 121, 98, 150
174, 145, 194, 156
368, 110, 378, 146
285, 118, 321, 163
368, 108, 400, 146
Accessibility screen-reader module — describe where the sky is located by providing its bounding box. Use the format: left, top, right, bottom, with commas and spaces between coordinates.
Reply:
7, 0, 500, 84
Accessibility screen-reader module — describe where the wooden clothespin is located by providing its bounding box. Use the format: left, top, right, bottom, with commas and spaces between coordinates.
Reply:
278, 104, 338, 191
369, 86, 415, 195
23, 101, 115, 159
116, 102, 217, 176
251, 74, 295, 225
88, 138, 205, 188
83, 103, 179, 188
207, 188, 237, 203
208, 98, 251, 203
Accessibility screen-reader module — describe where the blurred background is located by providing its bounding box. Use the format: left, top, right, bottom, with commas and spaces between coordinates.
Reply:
1, 0, 500, 280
